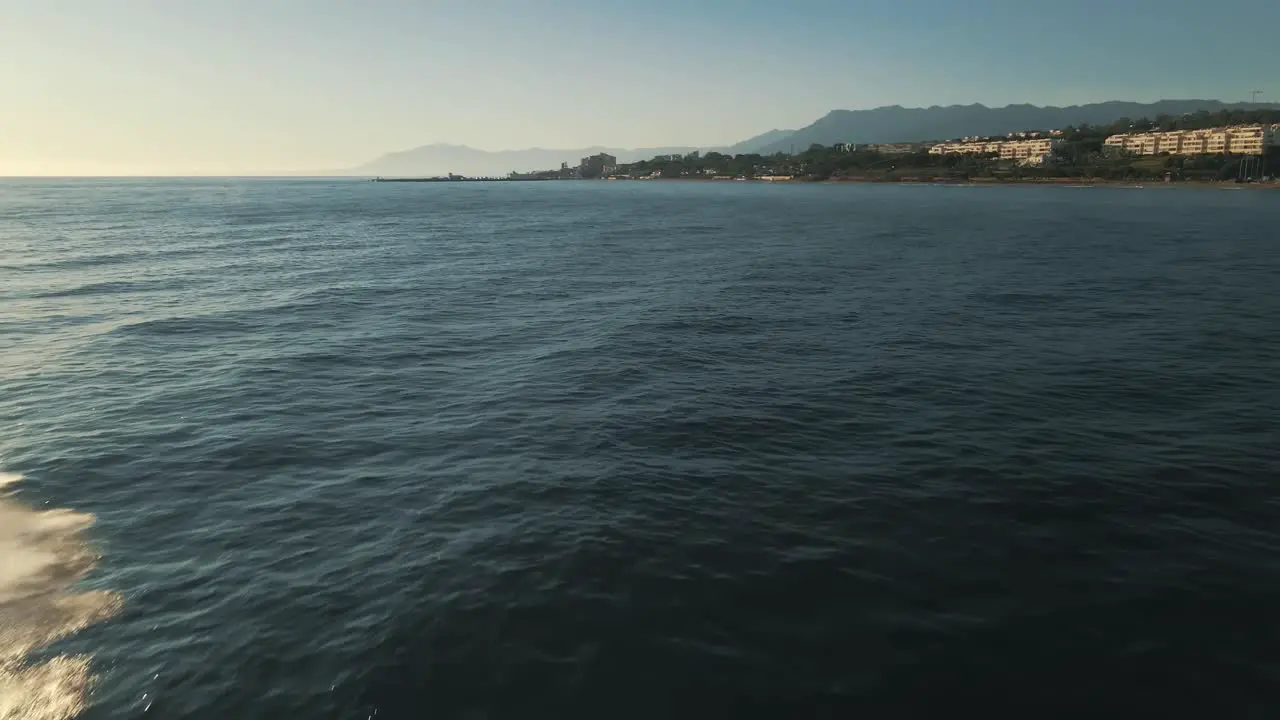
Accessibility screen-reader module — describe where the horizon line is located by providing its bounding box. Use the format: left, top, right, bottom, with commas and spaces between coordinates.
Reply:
0, 174, 364, 179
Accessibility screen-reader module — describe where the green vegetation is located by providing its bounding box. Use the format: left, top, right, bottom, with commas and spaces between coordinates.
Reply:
1098, 108, 1280, 134
618, 147, 952, 181
622, 151, 797, 179
615, 110, 1280, 183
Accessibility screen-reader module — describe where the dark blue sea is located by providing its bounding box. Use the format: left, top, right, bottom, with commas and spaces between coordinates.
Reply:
2, 178, 1279, 719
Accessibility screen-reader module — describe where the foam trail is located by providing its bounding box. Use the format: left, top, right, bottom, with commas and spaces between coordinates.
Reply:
0, 472, 121, 720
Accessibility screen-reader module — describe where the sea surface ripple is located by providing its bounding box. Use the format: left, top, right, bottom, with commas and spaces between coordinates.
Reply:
1, 178, 1279, 718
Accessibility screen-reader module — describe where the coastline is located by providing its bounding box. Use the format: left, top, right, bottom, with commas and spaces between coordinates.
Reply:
608, 176, 1280, 189
825, 177, 1280, 189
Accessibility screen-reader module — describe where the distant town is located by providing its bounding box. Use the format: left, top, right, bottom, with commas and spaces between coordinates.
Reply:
374, 108, 1280, 185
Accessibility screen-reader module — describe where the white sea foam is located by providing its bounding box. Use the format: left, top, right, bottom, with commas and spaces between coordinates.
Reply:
0, 472, 121, 720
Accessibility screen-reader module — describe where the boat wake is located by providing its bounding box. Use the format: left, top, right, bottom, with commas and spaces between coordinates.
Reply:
0, 472, 121, 720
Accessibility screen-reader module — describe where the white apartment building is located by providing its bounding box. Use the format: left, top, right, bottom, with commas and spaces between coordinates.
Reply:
1104, 125, 1279, 155
929, 138, 1060, 163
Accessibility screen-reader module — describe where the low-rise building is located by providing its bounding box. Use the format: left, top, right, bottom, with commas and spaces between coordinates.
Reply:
1104, 125, 1280, 155
867, 143, 921, 154
580, 153, 618, 178
929, 137, 1060, 163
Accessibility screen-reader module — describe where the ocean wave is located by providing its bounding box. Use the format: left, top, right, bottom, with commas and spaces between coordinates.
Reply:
107, 315, 257, 338
27, 280, 177, 301
0, 472, 121, 720
0, 250, 155, 274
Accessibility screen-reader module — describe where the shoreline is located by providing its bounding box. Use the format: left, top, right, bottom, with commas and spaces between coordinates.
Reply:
608, 176, 1280, 189
362, 175, 1280, 190
822, 176, 1279, 189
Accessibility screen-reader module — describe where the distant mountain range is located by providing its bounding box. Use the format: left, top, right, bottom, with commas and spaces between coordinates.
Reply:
351, 128, 793, 177
753, 100, 1280, 154
352, 144, 700, 178
349, 100, 1278, 176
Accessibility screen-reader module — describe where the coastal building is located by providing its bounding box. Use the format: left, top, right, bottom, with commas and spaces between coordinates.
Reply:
580, 153, 618, 179
866, 143, 921, 154
1104, 125, 1280, 155
929, 137, 1060, 164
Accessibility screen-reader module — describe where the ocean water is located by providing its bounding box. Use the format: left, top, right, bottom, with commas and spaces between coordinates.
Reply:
1, 178, 1278, 719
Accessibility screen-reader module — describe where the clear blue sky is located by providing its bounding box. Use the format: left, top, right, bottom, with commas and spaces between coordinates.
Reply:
1, 0, 1275, 174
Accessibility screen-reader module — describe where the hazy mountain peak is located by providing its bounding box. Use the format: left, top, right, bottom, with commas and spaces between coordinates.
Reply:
726, 129, 796, 154
352, 144, 705, 177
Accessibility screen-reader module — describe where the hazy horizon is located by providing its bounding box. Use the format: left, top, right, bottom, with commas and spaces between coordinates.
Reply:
3, 0, 1277, 176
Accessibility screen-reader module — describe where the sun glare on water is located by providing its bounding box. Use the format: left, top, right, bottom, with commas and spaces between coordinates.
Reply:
0, 472, 121, 720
